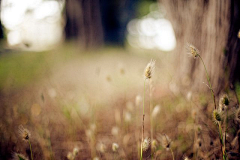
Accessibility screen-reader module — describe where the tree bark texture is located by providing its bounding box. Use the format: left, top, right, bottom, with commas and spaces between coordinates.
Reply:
160, 0, 240, 94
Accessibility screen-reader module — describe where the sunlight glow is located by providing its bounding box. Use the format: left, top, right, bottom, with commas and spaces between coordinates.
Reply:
127, 4, 176, 52
1, 0, 65, 51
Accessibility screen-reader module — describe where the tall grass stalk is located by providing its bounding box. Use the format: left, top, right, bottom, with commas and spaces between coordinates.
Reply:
188, 44, 227, 159
170, 148, 175, 160
223, 109, 228, 160
198, 55, 227, 159
141, 79, 146, 160
198, 55, 217, 109
142, 59, 155, 159
149, 81, 153, 159
218, 123, 227, 160
28, 140, 34, 160
199, 56, 227, 159
149, 82, 153, 139
199, 57, 227, 159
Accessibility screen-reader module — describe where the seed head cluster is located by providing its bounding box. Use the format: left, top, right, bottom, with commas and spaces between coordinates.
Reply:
67, 147, 79, 160
18, 125, 31, 141
158, 134, 171, 150
187, 43, 199, 58
144, 59, 155, 79
212, 109, 222, 124
219, 94, 229, 111
142, 137, 151, 151
112, 143, 119, 152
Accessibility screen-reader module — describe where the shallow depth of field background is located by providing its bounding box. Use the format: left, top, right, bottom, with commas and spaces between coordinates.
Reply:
1, 0, 240, 160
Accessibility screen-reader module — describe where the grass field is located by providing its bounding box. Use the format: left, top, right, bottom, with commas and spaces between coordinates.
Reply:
1, 43, 240, 160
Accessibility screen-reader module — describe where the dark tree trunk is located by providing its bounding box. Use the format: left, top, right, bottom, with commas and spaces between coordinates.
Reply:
100, 0, 138, 46
0, 21, 4, 39
160, 0, 240, 94
64, 0, 137, 48
65, 0, 103, 48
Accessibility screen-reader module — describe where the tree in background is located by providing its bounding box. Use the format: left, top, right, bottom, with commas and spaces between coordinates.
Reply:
0, 20, 3, 39
100, 0, 138, 46
65, 0, 104, 48
160, 0, 240, 94
64, 0, 138, 48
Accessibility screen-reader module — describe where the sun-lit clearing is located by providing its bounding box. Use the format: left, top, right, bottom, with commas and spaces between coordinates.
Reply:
1, 0, 65, 51
127, 3, 176, 52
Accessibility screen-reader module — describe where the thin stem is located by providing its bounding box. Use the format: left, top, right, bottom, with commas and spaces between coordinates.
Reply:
199, 55, 217, 109
149, 81, 153, 151
143, 79, 146, 115
28, 140, 34, 160
149, 82, 152, 136
170, 148, 175, 160
218, 123, 223, 144
223, 110, 228, 160
218, 123, 227, 160
225, 109, 228, 146
141, 79, 146, 160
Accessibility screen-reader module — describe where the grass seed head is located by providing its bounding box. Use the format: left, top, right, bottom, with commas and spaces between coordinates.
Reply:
186, 43, 199, 59
112, 143, 119, 152
212, 110, 222, 124
18, 125, 31, 141
184, 156, 190, 160
142, 137, 151, 152
219, 104, 227, 112
196, 138, 202, 148
219, 94, 229, 111
151, 139, 158, 150
159, 134, 171, 150
152, 105, 161, 118
96, 143, 106, 153
67, 152, 74, 160
144, 59, 155, 79
73, 147, 79, 156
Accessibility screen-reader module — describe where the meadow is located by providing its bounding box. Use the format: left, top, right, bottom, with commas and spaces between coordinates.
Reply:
1, 44, 240, 160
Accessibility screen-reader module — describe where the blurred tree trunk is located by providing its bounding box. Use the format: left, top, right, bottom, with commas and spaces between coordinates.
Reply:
100, 0, 138, 46
0, 21, 3, 39
160, 0, 240, 94
65, 0, 103, 48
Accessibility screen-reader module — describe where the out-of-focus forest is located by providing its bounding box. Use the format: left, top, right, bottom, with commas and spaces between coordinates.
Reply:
1, 0, 240, 160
